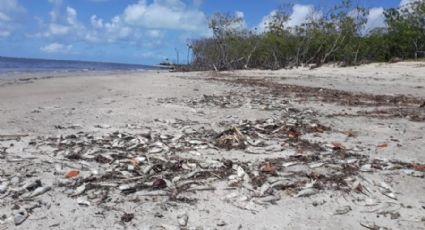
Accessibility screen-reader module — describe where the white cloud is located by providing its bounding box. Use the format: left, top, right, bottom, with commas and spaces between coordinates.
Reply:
83, 0, 209, 44
399, 0, 421, 12
192, 0, 203, 8
147, 29, 163, 38
0, 0, 25, 37
364, 7, 385, 33
400, 0, 416, 7
0, 30, 11, 37
48, 0, 63, 22
66, 6, 78, 26
233, 11, 247, 30
257, 5, 321, 33
36, 2, 87, 40
29, 0, 208, 59
90, 15, 104, 28
0, 12, 11, 22
288, 4, 318, 27
0, 0, 24, 13
89, 16, 131, 42
48, 23, 70, 35
257, 10, 278, 33
122, 0, 207, 31
40, 42, 72, 53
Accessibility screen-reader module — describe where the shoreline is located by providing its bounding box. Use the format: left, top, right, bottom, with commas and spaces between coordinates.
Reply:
0, 69, 166, 81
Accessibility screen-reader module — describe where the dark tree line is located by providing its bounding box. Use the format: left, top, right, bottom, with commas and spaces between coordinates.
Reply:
190, 0, 425, 70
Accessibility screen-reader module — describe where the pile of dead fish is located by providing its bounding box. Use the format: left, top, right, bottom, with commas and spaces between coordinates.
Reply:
1, 111, 424, 225
158, 92, 290, 110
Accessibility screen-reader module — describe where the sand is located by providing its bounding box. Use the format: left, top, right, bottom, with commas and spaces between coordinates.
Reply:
0, 62, 424, 229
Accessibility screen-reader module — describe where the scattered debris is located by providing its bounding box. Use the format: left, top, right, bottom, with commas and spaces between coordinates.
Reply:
77, 198, 91, 207
216, 127, 246, 149
121, 213, 134, 223
152, 179, 167, 190
260, 162, 277, 175
413, 164, 425, 172
377, 143, 388, 149
0, 134, 29, 141
27, 186, 51, 198
376, 182, 397, 200
1, 81, 424, 228
13, 209, 28, 226
177, 213, 189, 227
334, 206, 352, 215
217, 220, 227, 227
64, 169, 80, 179
359, 221, 386, 230
331, 142, 346, 150
377, 211, 401, 220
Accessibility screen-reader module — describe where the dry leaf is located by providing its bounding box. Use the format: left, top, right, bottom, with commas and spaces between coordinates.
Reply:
343, 130, 355, 137
377, 143, 388, 148
130, 159, 141, 168
260, 162, 277, 174
331, 141, 346, 150
288, 130, 299, 139
413, 164, 425, 172
65, 169, 80, 179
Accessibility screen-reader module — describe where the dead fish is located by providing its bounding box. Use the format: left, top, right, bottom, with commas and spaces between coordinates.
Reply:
188, 140, 204, 145
72, 184, 86, 196
28, 186, 51, 198
142, 164, 154, 175
254, 194, 281, 204
246, 138, 264, 147
376, 182, 397, 200
119, 184, 136, 191
295, 188, 318, 197
127, 165, 135, 171
0, 182, 9, 194
77, 198, 90, 207
382, 192, 397, 200
344, 158, 358, 164
359, 221, 382, 230
235, 165, 246, 178
217, 220, 227, 227
119, 184, 138, 195
160, 134, 173, 140
360, 164, 373, 172
259, 183, 272, 196
282, 162, 299, 168
308, 162, 325, 168
270, 180, 294, 190
334, 205, 352, 215
177, 214, 189, 227
56, 179, 73, 187
14, 209, 28, 225
94, 124, 111, 129
402, 169, 424, 177
23, 180, 42, 191
149, 147, 163, 154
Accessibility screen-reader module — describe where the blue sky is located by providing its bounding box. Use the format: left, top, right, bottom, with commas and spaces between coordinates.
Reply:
0, 0, 405, 64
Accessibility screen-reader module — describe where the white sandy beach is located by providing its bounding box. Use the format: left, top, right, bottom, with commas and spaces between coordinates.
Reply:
1, 62, 425, 229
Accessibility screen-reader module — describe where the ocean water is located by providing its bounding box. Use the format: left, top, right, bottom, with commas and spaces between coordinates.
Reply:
0, 56, 158, 76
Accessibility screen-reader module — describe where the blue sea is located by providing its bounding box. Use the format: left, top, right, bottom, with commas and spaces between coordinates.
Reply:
0, 56, 158, 77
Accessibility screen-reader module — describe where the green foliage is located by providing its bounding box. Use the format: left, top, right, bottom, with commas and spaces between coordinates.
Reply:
191, 0, 425, 70
384, 0, 425, 58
